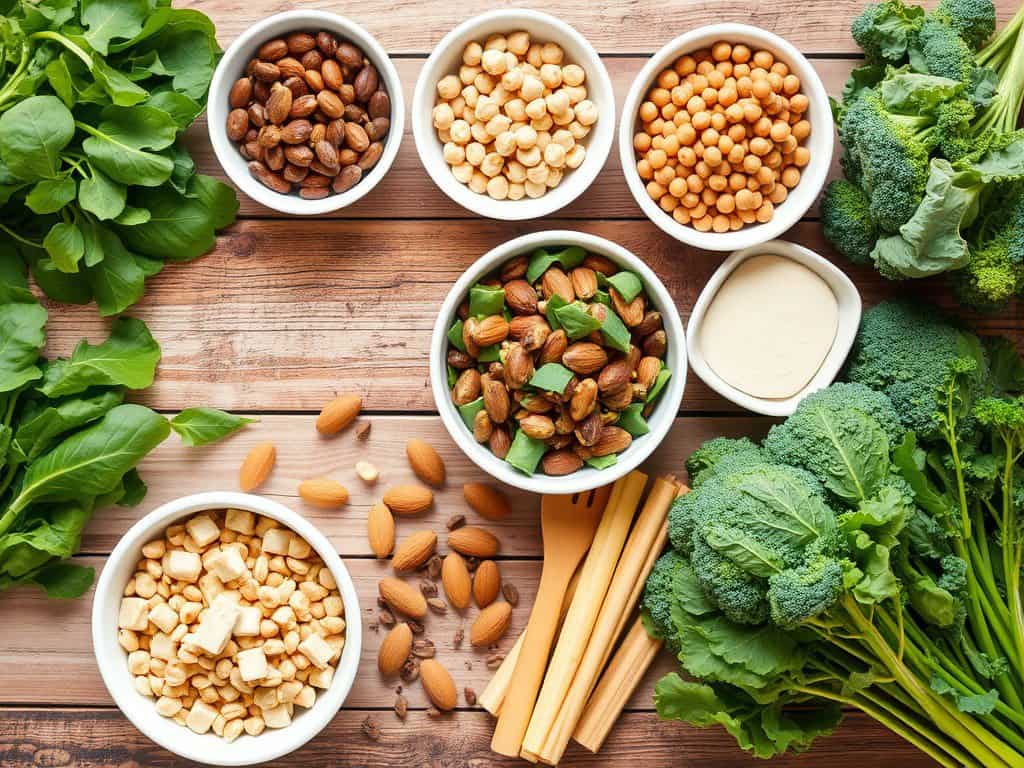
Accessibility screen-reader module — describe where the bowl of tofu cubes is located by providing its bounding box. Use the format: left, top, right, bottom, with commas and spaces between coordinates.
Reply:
92, 491, 361, 765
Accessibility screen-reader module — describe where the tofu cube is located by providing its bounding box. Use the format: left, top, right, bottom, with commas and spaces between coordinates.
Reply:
150, 632, 178, 661
262, 703, 292, 729
297, 633, 333, 669
224, 508, 255, 535
185, 514, 220, 548
234, 605, 262, 637
185, 700, 219, 734
210, 547, 248, 583
261, 528, 292, 556
118, 597, 149, 631
148, 603, 179, 634
307, 665, 334, 689
237, 646, 268, 682
192, 594, 240, 656
198, 572, 224, 606
163, 550, 202, 583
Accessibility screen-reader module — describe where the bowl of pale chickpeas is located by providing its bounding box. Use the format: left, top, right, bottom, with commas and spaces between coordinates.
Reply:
620, 24, 833, 251
412, 9, 615, 220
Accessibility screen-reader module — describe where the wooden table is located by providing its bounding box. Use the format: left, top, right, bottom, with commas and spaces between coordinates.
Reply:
2, 1, 1022, 766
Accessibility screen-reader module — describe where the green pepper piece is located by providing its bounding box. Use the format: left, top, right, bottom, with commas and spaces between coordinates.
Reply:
478, 344, 502, 363
586, 454, 618, 470
617, 402, 651, 436
598, 306, 631, 354
529, 362, 574, 393
447, 364, 458, 388
594, 289, 612, 307
458, 397, 485, 429
606, 271, 643, 302
506, 430, 547, 475
469, 284, 506, 317
526, 245, 587, 283
447, 319, 466, 352
544, 294, 569, 330
647, 366, 672, 403
553, 300, 601, 340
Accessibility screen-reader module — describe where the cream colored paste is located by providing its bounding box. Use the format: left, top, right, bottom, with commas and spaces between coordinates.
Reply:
699, 254, 839, 400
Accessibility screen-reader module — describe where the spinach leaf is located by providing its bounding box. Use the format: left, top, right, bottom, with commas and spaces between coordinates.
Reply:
529, 363, 574, 393
25, 177, 76, 214
526, 245, 586, 283
118, 467, 147, 506
0, 286, 47, 393
85, 228, 147, 315
81, 0, 151, 54
170, 408, 256, 447
43, 222, 85, 273
32, 561, 95, 597
0, 95, 75, 180
78, 164, 126, 220
12, 389, 124, 462
81, 105, 178, 186
606, 271, 643, 303
117, 177, 231, 260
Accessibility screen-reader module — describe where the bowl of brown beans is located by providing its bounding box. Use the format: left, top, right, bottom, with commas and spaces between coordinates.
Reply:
430, 231, 686, 495
208, 10, 403, 215
619, 24, 833, 251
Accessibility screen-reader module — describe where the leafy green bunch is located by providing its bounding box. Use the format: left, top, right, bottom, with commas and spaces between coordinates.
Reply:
822, 0, 1024, 310
0, 0, 238, 315
0, 274, 252, 597
645, 300, 1024, 767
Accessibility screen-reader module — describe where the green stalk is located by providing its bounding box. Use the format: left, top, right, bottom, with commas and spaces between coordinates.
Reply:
0, 222, 43, 249
28, 31, 92, 70
1000, 445, 1024, 686
0, 41, 30, 110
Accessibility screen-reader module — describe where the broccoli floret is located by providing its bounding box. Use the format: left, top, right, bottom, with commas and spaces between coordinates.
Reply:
914, 15, 978, 80
852, 0, 925, 63
843, 300, 989, 438
767, 556, 845, 628
951, 184, 1024, 310
937, 0, 997, 49
821, 180, 878, 264
690, 537, 770, 626
776, 383, 905, 446
685, 437, 764, 488
643, 550, 688, 643
934, 98, 977, 159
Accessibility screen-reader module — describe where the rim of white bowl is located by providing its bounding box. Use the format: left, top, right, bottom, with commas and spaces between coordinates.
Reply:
412, 9, 615, 220
618, 23, 834, 251
430, 230, 687, 494
207, 10, 404, 216
91, 491, 361, 765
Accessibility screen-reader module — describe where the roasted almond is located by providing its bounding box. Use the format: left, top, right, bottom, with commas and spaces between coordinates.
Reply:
258, 38, 289, 61
489, 426, 511, 459
367, 502, 395, 558
592, 426, 632, 457
452, 368, 482, 406
540, 267, 574, 302
286, 32, 317, 55
383, 485, 434, 516
419, 658, 457, 711
570, 267, 598, 299
379, 577, 427, 618
504, 280, 538, 315
634, 310, 663, 337
392, 530, 438, 572
520, 413, 555, 440
253, 60, 281, 82
481, 374, 510, 423
542, 449, 584, 475
637, 356, 662, 391
406, 439, 446, 487
265, 83, 293, 125
462, 483, 510, 521
643, 329, 667, 358
316, 394, 362, 434
298, 477, 349, 508
598, 359, 631, 395
539, 329, 568, 365
503, 343, 534, 390
344, 121, 370, 152
611, 288, 645, 327
470, 601, 512, 647
276, 56, 306, 80
473, 410, 493, 443
378, 622, 413, 676
441, 552, 471, 609
570, 377, 598, 421
472, 560, 501, 608
582, 253, 618, 276
508, 314, 545, 342
562, 342, 608, 375
239, 442, 275, 491
448, 526, 500, 558
472, 315, 510, 347
229, 77, 253, 108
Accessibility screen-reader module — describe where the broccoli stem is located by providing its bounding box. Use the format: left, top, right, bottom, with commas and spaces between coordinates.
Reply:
999, 443, 1024, 685
975, 2, 1024, 134
0, 41, 29, 111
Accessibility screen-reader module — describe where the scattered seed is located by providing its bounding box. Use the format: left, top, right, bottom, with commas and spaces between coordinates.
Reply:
465, 556, 480, 572
400, 658, 420, 682
426, 706, 442, 718
393, 694, 408, 720
486, 653, 506, 670
378, 609, 396, 628
412, 639, 436, 658
502, 583, 520, 607
427, 597, 448, 614
426, 555, 443, 580
464, 687, 477, 706
446, 514, 466, 531
361, 716, 381, 741
420, 579, 438, 598
407, 618, 425, 635
356, 421, 371, 440
368, 620, 379, 633
453, 628, 464, 648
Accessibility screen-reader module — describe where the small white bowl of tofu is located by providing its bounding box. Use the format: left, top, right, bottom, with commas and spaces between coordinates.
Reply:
92, 491, 361, 765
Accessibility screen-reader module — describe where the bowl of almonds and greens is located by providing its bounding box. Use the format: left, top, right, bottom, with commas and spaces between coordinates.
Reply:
431, 231, 686, 494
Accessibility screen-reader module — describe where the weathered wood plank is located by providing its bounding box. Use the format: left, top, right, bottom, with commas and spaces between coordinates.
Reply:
0, 707, 936, 767
39, 220, 1021, 414
183, 0, 1019, 55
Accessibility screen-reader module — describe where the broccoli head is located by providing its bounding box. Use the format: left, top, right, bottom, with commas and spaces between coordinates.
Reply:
685, 436, 764, 488
951, 183, 1024, 310
767, 556, 845, 628
690, 537, 770, 625
936, 0, 997, 49
643, 550, 689, 644
851, 0, 925, 63
913, 15, 978, 80
822, 179, 879, 264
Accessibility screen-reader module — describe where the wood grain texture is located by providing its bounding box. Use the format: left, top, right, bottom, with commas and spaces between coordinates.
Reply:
0, 708, 934, 768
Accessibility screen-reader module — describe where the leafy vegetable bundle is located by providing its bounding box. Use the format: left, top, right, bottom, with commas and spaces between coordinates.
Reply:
0, 276, 252, 598
0, 0, 238, 315
822, 0, 1024, 310
644, 299, 1024, 767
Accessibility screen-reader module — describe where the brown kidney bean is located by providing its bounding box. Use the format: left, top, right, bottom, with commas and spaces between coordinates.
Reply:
301, 50, 323, 70
229, 78, 253, 108
357, 142, 383, 171
283, 145, 314, 167
335, 42, 363, 69
286, 32, 316, 55
353, 64, 378, 102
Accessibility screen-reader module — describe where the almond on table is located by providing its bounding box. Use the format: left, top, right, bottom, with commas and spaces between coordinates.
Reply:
239, 442, 276, 491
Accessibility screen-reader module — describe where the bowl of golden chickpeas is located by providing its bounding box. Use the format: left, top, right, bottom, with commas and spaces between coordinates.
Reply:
620, 24, 833, 251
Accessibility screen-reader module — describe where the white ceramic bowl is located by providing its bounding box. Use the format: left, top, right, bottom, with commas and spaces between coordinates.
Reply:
207, 10, 404, 215
412, 10, 615, 220
92, 492, 361, 766
687, 240, 861, 417
619, 24, 834, 251
431, 231, 686, 494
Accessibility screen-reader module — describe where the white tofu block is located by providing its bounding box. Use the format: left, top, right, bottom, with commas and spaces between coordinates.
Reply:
224, 508, 255, 535
198, 572, 224, 606
148, 603, 179, 634
186, 514, 220, 548
185, 700, 219, 734
150, 632, 178, 661
210, 547, 248, 583
237, 646, 268, 682
163, 550, 202, 582
234, 605, 262, 637
261, 528, 292, 556
307, 665, 334, 689
262, 703, 292, 729
118, 597, 149, 631
192, 594, 240, 656
297, 633, 333, 669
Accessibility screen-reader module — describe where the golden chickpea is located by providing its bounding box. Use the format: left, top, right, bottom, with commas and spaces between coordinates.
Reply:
734, 63, 751, 78
692, 214, 713, 232
793, 146, 810, 167
706, 70, 725, 91
575, 100, 598, 126
645, 180, 666, 200
691, 74, 709, 92
674, 55, 697, 76
781, 134, 798, 154
717, 88, 738, 109
660, 119, 676, 137
768, 120, 790, 143
742, 154, 761, 174
752, 50, 774, 69
749, 136, 772, 156
751, 78, 772, 101
764, 149, 783, 168
677, 123, 697, 146
791, 120, 811, 143
678, 146, 698, 166
686, 174, 704, 194
718, 134, 735, 153
725, 103, 745, 123
716, 192, 736, 214
710, 111, 727, 131
712, 41, 732, 61
770, 184, 789, 204
659, 194, 678, 212
662, 134, 681, 156
765, 72, 782, 95
735, 188, 755, 211
686, 95, 706, 116
700, 87, 717, 108
731, 44, 751, 64
691, 202, 708, 219
437, 74, 461, 100
637, 159, 653, 180
681, 191, 699, 208
703, 145, 723, 168
709, 214, 727, 233
742, 101, 762, 123
694, 160, 711, 179
691, 111, 712, 131
756, 201, 774, 223
647, 148, 668, 170
696, 59, 714, 75
700, 128, 720, 147
736, 76, 753, 98
708, 173, 729, 192
443, 142, 465, 165
661, 103, 678, 121
700, 187, 718, 207
790, 94, 809, 113
668, 177, 687, 198
757, 165, 775, 185
672, 206, 692, 225
781, 166, 801, 188
781, 74, 800, 95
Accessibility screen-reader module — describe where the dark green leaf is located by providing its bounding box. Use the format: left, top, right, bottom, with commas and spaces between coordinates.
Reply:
553, 301, 600, 340
528, 363, 574, 393
44, 57, 76, 108
32, 562, 95, 598
457, 397, 484, 430
118, 468, 147, 506
12, 389, 124, 462
468, 284, 505, 318
81, 0, 151, 54
78, 164, 126, 220
606, 271, 643, 302
81, 105, 178, 186
25, 177, 76, 214
526, 245, 586, 283
170, 408, 256, 446
145, 90, 203, 129
84, 226, 147, 315
505, 430, 546, 475
90, 55, 150, 106
116, 181, 221, 260
617, 402, 650, 436
0, 95, 75, 180
598, 305, 632, 354
43, 222, 84, 273
447, 320, 466, 352
586, 454, 617, 470
704, 523, 785, 577
0, 286, 47, 393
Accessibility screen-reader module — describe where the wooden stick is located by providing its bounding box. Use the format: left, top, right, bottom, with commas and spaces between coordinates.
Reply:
537, 476, 680, 764
520, 471, 647, 760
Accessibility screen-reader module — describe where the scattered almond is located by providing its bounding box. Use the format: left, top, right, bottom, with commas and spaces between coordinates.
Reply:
441, 552, 471, 610
391, 531, 437, 572
462, 482, 510, 520
406, 439, 446, 487
448, 526, 500, 558
378, 622, 413, 676
419, 659, 457, 711
379, 577, 427, 619
355, 460, 379, 483
383, 485, 433, 516
470, 601, 512, 647
297, 477, 349, 508
316, 394, 362, 435
356, 421, 372, 440
367, 502, 395, 558
472, 560, 501, 608
239, 442, 275, 491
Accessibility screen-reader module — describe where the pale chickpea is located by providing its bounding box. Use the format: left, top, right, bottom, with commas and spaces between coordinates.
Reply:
465, 142, 486, 167
532, 114, 554, 131
524, 179, 546, 198
486, 175, 510, 199
433, 103, 455, 131
502, 68, 524, 92
540, 42, 563, 64
520, 74, 545, 102
562, 64, 585, 87
525, 97, 547, 121
507, 31, 530, 56
463, 41, 483, 66
481, 48, 508, 76
562, 84, 588, 105
508, 182, 526, 200
443, 142, 466, 166
565, 144, 586, 169
526, 43, 543, 69
480, 152, 505, 177
516, 145, 542, 167
527, 163, 549, 184
503, 98, 527, 122
449, 119, 471, 145
468, 170, 488, 194
494, 131, 518, 156
545, 90, 570, 116
568, 120, 590, 140
437, 75, 461, 100
452, 163, 473, 183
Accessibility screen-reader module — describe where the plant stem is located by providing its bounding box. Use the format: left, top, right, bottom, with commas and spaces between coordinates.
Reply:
29, 31, 92, 69
0, 42, 30, 110
0, 222, 43, 249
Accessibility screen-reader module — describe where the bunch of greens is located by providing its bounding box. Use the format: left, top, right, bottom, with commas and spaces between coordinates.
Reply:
0, 274, 252, 598
822, 0, 1024, 310
0, 0, 238, 315
644, 299, 1024, 767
